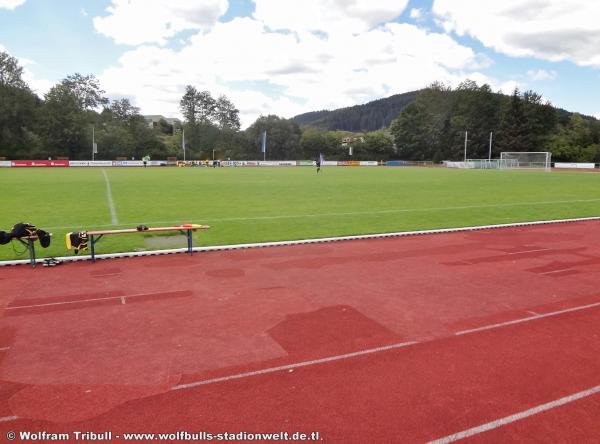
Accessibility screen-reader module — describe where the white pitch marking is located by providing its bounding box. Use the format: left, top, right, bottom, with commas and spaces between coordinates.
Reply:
456, 301, 600, 335
41, 198, 600, 231
428, 384, 600, 443
101, 168, 119, 225
171, 341, 418, 391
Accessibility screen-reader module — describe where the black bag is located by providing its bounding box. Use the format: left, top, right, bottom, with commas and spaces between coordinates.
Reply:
36, 229, 51, 248
0, 231, 11, 245
11, 223, 37, 239
66, 232, 88, 254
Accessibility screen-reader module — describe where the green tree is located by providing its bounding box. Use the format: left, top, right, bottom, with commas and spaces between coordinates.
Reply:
245, 115, 302, 160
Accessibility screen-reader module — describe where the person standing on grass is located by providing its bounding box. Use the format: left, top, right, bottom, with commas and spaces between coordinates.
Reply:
316, 154, 321, 173
142, 155, 150, 168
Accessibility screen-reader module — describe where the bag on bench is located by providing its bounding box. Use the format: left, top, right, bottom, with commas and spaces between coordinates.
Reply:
0, 231, 11, 245
36, 229, 51, 248
66, 232, 88, 254
11, 223, 37, 239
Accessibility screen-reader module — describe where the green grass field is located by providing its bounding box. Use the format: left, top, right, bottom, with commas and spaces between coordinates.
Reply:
2, 166, 600, 261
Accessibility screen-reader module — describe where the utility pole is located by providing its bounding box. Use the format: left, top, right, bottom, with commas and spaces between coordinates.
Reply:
464, 131, 468, 162
488, 132, 493, 161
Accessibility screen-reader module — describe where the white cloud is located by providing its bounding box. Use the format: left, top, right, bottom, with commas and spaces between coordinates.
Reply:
253, 0, 409, 34
99, 16, 489, 128
93, 0, 228, 46
433, 0, 600, 67
0, 0, 25, 10
410, 8, 422, 19
499, 80, 521, 95
595, 113, 600, 120
526, 69, 557, 81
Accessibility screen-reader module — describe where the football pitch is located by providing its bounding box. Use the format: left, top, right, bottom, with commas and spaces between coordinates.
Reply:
1, 166, 600, 261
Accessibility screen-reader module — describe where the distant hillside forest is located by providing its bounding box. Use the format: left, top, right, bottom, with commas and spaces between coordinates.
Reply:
1, 48, 598, 162
293, 90, 419, 132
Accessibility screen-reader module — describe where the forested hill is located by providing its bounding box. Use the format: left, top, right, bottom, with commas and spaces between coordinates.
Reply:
292, 90, 420, 131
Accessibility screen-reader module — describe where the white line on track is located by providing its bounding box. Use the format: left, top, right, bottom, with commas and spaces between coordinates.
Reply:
455, 301, 600, 335
540, 268, 573, 275
0, 347, 10, 351
428, 384, 600, 443
171, 341, 419, 391
41, 197, 600, 231
101, 168, 119, 225
1, 298, 600, 425
508, 248, 550, 255
0, 416, 18, 422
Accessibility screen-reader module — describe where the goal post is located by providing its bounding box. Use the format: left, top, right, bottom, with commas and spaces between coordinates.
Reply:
499, 152, 551, 172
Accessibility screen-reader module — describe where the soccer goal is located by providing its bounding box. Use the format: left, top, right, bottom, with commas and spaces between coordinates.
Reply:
499, 152, 551, 172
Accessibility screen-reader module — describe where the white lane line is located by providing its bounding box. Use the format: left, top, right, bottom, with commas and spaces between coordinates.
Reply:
0, 416, 18, 423
5, 291, 190, 311
41, 198, 600, 230
101, 168, 119, 225
455, 301, 600, 335
540, 269, 573, 275
171, 341, 419, 391
428, 384, 600, 443
508, 248, 550, 255
0, 347, 10, 351
527, 311, 540, 316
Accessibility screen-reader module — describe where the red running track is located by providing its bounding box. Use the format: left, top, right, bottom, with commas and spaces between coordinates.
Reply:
1, 220, 600, 442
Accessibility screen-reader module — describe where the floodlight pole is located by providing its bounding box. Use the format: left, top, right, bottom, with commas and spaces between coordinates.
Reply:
464, 131, 468, 162
182, 129, 186, 161
212, 149, 215, 161
488, 132, 493, 161
92, 125, 95, 161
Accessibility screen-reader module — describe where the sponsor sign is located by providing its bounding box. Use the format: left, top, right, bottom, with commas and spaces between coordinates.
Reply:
115, 160, 144, 167
554, 162, 595, 169
11, 160, 69, 167
0, 161, 11, 168
360, 161, 379, 166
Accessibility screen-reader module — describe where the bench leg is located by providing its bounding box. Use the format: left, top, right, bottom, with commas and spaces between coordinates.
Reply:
187, 230, 193, 255
28, 238, 36, 268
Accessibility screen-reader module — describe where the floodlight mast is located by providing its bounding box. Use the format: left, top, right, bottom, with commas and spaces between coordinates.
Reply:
463, 131, 468, 162
488, 132, 493, 161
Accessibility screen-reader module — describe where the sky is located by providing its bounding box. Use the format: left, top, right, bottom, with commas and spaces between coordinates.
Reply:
1, 0, 599, 128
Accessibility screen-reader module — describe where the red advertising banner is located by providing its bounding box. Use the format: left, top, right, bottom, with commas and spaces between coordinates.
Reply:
11, 160, 70, 167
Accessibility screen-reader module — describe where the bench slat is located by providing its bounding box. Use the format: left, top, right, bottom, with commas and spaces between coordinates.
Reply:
87, 226, 210, 236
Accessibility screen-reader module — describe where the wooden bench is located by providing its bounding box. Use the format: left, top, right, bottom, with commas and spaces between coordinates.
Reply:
87, 224, 210, 262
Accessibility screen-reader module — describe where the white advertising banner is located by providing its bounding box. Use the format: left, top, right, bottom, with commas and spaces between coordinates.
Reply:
0, 161, 11, 167
554, 162, 595, 169
115, 160, 144, 167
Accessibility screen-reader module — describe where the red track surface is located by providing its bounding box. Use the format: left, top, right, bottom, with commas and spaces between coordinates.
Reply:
1, 221, 600, 443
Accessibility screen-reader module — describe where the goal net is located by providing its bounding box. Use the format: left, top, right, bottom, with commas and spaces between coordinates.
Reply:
499, 152, 551, 171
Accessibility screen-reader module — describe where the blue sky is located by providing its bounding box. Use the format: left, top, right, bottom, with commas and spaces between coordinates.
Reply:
1, 0, 599, 126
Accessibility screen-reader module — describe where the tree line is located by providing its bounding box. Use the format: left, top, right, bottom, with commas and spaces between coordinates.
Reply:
390, 80, 600, 162
2, 49, 598, 162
